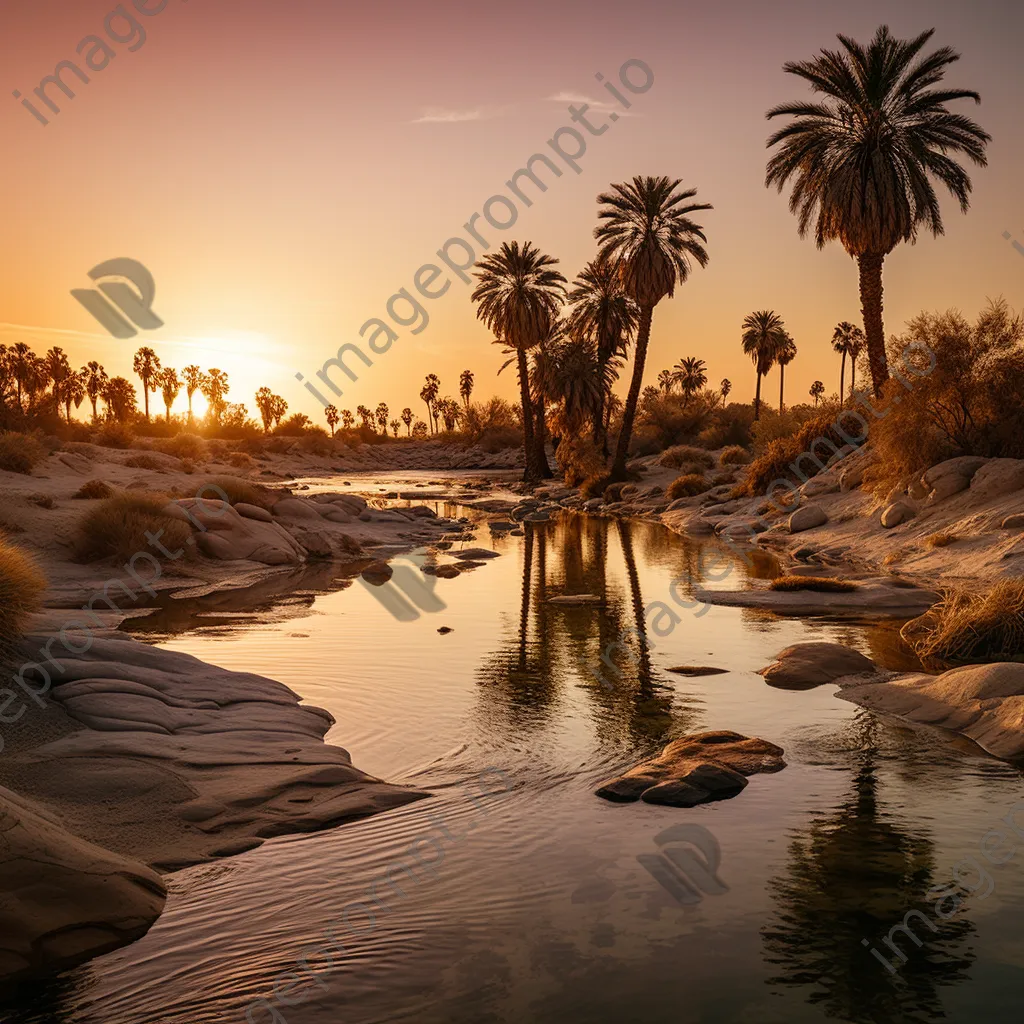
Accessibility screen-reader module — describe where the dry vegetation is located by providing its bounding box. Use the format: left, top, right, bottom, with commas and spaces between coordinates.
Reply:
719, 445, 750, 466
769, 575, 859, 592
901, 581, 1024, 665
72, 480, 114, 500
73, 492, 193, 563
0, 431, 46, 474
667, 474, 711, 500
0, 538, 46, 654
926, 532, 958, 548
660, 445, 714, 470
194, 477, 279, 510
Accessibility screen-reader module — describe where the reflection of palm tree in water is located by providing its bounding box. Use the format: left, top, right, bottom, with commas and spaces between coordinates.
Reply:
761, 731, 974, 1023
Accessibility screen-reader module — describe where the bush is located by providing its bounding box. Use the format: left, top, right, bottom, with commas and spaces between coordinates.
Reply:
73, 492, 192, 563
228, 451, 255, 470
556, 436, 606, 487
0, 539, 45, 654
667, 474, 711, 500
95, 421, 135, 449
627, 427, 663, 458
719, 445, 750, 466
29, 494, 55, 509
197, 476, 277, 510
157, 432, 207, 462
123, 453, 166, 471
581, 473, 612, 499
870, 300, 1024, 489
770, 575, 858, 592
900, 581, 1024, 666
697, 403, 755, 450
711, 472, 734, 486
298, 428, 332, 456
477, 426, 522, 453
274, 413, 312, 436
0, 432, 47, 474
926, 532, 958, 548
660, 445, 714, 470
73, 479, 114, 500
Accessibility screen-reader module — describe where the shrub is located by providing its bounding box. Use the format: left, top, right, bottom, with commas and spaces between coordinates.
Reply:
123, 453, 166, 471
0, 539, 45, 654
73, 492, 192, 563
228, 451, 255, 470
158, 432, 207, 462
197, 476, 277, 509
626, 426, 663, 457
660, 445, 714, 470
871, 300, 1024, 488
73, 480, 114, 500
273, 413, 312, 436
29, 494, 55, 509
298, 428, 332, 456
926, 532, 957, 548
749, 409, 825, 455
666, 474, 711, 500
604, 481, 631, 502
697, 403, 755, 450
0, 432, 47, 474
477, 426, 522, 453
711, 472, 734, 486
900, 581, 1024, 665
556, 436, 606, 487
770, 575, 858, 592
95, 421, 135, 449
638, 393, 719, 450
581, 473, 612, 499
719, 445, 750, 466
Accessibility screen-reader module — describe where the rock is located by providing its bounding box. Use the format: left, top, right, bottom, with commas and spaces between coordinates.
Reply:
759, 642, 878, 690
788, 505, 827, 533
801, 477, 840, 499
433, 565, 461, 579
510, 528, 524, 536
969, 459, 1024, 502
1001, 514, 1024, 529
907, 477, 931, 501
595, 731, 785, 806
456, 548, 500, 559
837, 662, 1024, 761
437, 626, 454, 634
487, 520, 515, 532
666, 666, 729, 676
881, 501, 915, 528
826, 443, 861, 468
840, 466, 867, 492
178, 498, 305, 565
235, 502, 273, 523
0, 785, 166, 987
523, 511, 551, 522
547, 594, 602, 605
792, 545, 817, 562
923, 457, 987, 502
360, 560, 393, 584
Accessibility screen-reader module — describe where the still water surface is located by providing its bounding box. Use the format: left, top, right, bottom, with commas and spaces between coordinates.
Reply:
8, 481, 1024, 1024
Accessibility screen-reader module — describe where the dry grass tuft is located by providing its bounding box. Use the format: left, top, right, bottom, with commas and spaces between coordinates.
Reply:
0, 432, 47, 474
157, 432, 207, 462
770, 575, 859, 593
123, 453, 166, 471
901, 581, 1024, 665
29, 494, 55, 510
0, 538, 46, 654
926, 532, 958, 548
667, 474, 711, 500
73, 479, 114, 500
73, 492, 192, 563
196, 477, 278, 510
719, 445, 750, 466
660, 445, 714, 470
227, 451, 255, 470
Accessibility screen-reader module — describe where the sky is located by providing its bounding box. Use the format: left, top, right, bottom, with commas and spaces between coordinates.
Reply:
1, 0, 1022, 426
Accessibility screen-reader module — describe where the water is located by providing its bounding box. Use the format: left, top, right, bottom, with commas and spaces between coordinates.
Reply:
6, 482, 1024, 1024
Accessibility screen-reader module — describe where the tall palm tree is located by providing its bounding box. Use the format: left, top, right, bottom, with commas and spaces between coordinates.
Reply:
375, 402, 389, 435
201, 368, 229, 425
182, 365, 206, 425
401, 407, 413, 435
459, 369, 474, 407
656, 369, 674, 394
156, 367, 181, 422
325, 405, 339, 437
541, 333, 606, 437
766, 25, 990, 395
594, 176, 711, 479
44, 347, 71, 417
82, 361, 107, 422
672, 356, 708, 406
9, 342, 32, 414
420, 374, 440, 433
776, 333, 797, 413
566, 257, 638, 454
57, 369, 85, 424
846, 326, 866, 402
742, 310, 788, 419
720, 378, 732, 407
471, 240, 566, 483
132, 346, 161, 422
831, 321, 858, 405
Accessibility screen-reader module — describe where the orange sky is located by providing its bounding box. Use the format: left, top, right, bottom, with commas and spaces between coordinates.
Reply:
2, 0, 1022, 425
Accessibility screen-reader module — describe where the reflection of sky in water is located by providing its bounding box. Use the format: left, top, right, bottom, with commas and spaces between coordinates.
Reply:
6, 496, 1024, 1024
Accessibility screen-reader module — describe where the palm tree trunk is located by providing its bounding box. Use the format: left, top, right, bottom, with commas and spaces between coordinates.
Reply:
143, 383, 150, 422
858, 253, 889, 396
754, 371, 762, 420
850, 358, 857, 403
423, 399, 431, 431
779, 365, 785, 414
839, 352, 846, 407
611, 305, 654, 480
90, 396, 98, 421
534, 398, 553, 478
517, 349, 540, 483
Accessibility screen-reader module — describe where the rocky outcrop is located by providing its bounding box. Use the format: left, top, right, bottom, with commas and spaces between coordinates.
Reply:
0, 785, 166, 987
595, 731, 786, 807
176, 498, 306, 565
881, 501, 915, 528
788, 505, 827, 533
968, 459, 1024, 503
921, 456, 987, 504
759, 642, 879, 690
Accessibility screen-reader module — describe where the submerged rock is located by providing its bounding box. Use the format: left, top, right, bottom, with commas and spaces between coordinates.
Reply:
595, 730, 785, 807
759, 642, 878, 690
547, 594, 602, 605
666, 666, 729, 677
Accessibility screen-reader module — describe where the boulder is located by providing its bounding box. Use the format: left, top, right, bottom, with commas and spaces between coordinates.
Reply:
907, 477, 931, 501
235, 502, 273, 523
666, 666, 728, 676
0, 786, 166, 987
801, 477, 840, 499
840, 465, 866, 492
1001, 514, 1024, 530
969, 459, 1024, 503
788, 505, 827, 534
923, 457, 987, 503
595, 731, 786, 807
178, 498, 305, 565
360, 561, 393, 584
272, 497, 323, 520
881, 502, 915, 528
759, 642, 878, 690
457, 548, 500, 559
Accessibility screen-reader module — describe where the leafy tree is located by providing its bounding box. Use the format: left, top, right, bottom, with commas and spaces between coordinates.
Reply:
411, 419, 429, 439
389, 418, 400, 438
420, 374, 440, 433
356, 404, 373, 429
766, 25, 990, 394
255, 387, 280, 433
102, 376, 137, 422
341, 409, 354, 430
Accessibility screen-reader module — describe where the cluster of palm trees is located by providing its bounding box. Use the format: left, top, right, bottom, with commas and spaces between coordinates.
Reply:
740, 311, 798, 419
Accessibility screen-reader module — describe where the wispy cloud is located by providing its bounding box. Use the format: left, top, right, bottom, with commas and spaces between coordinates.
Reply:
545, 91, 638, 117
411, 105, 511, 124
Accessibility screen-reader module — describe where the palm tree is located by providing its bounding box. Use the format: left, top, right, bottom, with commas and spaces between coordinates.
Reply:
776, 333, 797, 413
672, 356, 708, 406
156, 367, 181, 422
810, 380, 825, 406
375, 402, 389, 435
566, 257, 638, 453
542, 333, 606, 437
720, 378, 732, 407
102, 376, 137, 422
57, 369, 85, 424
846, 326, 866, 402
82, 361, 107, 422
356, 404, 372, 429
420, 374, 440, 433
594, 176, 711, 479
182, 365, 206, 424
742, 310, 788, 419
341, 409, 354, 431
9, 342, 32, 414
44, 347, 71, 417
459, 370, 474, 408
401, 407, 413, 435
325, 405, 339, 437
389, 418, 400, 438
657, 369, 674, 393
201, 368, 229, 426
471, 240, 567, 483
766, 25, 990, 395
132, 347, 161, 422
255, 387, 275, 432
831, 321, 858, 405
